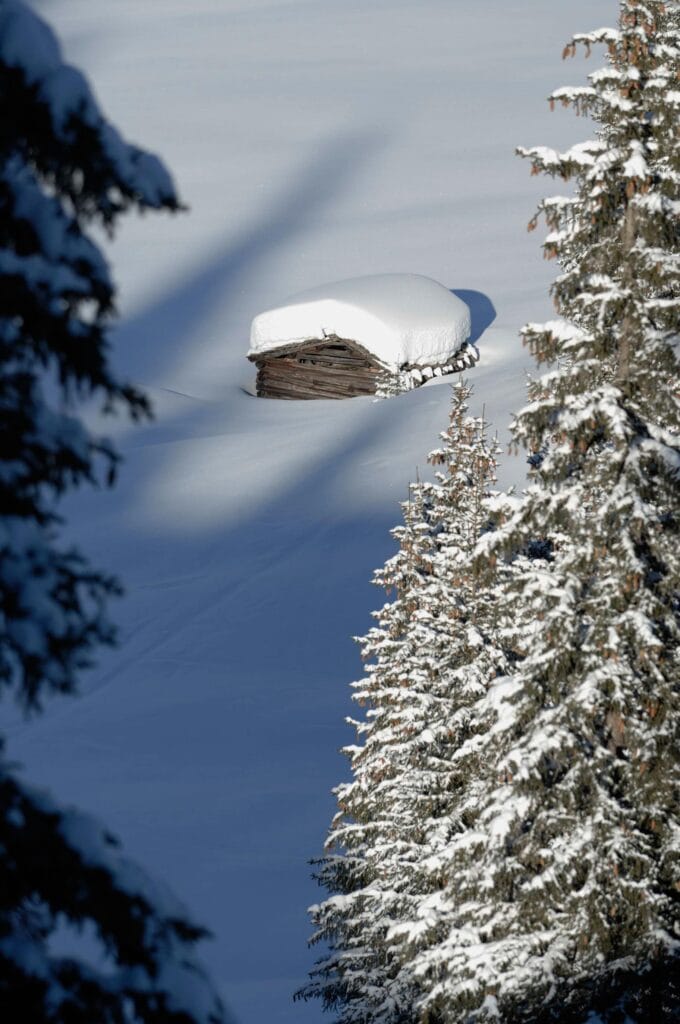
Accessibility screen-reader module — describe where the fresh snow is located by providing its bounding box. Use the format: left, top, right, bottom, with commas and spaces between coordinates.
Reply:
1, 2, 611, 1023
249, 274, 471, 369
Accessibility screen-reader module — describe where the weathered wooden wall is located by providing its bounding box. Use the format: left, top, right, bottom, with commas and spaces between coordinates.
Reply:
251, 338, 382, 399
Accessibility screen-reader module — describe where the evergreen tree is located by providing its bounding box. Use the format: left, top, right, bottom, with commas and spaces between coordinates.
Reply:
404, 3, 679, 1021
300, 382, 507, 1024
304, 3, 678, 1022
0, 3, 225, 1020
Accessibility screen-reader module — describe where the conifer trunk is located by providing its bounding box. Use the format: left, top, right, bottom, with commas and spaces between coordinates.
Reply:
618, 197, 637, 389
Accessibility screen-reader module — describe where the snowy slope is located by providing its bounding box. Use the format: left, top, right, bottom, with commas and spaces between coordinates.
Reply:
4, 2, 611, 1023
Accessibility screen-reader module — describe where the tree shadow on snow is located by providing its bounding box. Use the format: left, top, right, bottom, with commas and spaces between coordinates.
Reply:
450, 288, 496, 345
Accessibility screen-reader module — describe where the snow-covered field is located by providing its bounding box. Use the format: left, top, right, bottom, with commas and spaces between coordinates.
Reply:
6, 2, 610, 1022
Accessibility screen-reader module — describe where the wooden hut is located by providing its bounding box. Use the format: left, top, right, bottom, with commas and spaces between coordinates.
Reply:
248, 335, 383, 400
247, 274, 474, 400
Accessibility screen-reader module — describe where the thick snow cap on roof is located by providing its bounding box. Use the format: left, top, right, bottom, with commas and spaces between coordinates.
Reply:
249, 274, 471, 371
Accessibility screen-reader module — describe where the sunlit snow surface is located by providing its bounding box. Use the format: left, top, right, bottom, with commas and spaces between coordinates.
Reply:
4, 2, 610, 1022
249, 274, 471, 368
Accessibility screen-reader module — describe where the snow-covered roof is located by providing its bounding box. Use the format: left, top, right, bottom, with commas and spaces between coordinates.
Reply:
248, 274, 471, 371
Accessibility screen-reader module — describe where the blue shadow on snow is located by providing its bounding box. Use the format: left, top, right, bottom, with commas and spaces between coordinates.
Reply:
450, 289, 496, 344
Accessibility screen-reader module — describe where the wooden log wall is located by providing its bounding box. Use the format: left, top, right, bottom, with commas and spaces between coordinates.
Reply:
253, 339, 382, 399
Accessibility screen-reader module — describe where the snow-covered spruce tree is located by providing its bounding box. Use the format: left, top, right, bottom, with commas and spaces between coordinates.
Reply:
0, 4, 226, 1021
299, 381, 509, 1023
402, 5, 680, 1023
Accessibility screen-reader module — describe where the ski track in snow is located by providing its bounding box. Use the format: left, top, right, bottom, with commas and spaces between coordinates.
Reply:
3, 2, 611, 1022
